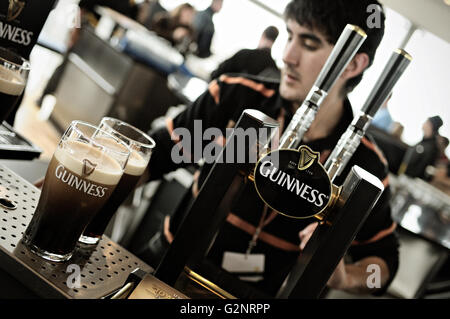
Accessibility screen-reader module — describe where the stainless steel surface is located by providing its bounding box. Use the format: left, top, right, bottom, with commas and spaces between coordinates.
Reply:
390, 175, 450, 250
52, 58, 115, 130
324, 113, 371, 181
69, 53, 116, 95
0, 165, 153, 299
325, 130, 361, 182
72, 28, 133, 91
279, 87, 324, 149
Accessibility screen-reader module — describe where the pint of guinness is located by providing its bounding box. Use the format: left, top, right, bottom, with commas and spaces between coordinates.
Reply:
0, 46, 28, 122
23, 121, 131, 262
80, 117, 156, 245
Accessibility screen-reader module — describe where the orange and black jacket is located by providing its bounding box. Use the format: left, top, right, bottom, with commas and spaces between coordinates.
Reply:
147, 74, 399, 296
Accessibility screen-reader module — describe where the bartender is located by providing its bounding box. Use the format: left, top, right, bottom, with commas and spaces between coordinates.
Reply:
145, 0, 399, 297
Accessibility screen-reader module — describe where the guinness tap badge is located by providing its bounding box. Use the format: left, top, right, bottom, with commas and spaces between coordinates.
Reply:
298, 146, 319, 171
7, 0, 25, 22
254, 146, 332, 219
82, 159, 97, 177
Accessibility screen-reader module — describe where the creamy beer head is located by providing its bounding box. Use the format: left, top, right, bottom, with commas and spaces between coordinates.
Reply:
92, 135, 149, 176
56, 140, 123, 185
0, 64, 26, 122
125, 150, 147, 176
0, 64, 25, 96
98, 117, 155, 165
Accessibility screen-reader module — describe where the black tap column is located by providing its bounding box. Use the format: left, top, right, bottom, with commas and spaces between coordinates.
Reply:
276, 49, 412, 299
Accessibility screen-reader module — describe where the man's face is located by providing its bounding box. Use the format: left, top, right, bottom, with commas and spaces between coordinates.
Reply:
280, 19, 335, 104
422, 121, 433, 138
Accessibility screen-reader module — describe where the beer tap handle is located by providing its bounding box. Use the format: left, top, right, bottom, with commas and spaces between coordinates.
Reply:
325, 49, 412, 182
361, 49, 412, 117
280, 24, 367, 149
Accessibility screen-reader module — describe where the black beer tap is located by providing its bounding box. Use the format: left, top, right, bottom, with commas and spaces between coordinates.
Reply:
324, 49, 412, 182
276, 48, 412, 298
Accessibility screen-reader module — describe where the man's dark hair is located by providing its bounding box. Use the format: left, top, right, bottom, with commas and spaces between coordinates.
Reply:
284, 0, 386, 95
263, 26, 279, 42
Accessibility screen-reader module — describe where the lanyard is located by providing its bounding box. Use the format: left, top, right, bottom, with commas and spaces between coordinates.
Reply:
245, 108, 286, 256
245, 205, 278, 256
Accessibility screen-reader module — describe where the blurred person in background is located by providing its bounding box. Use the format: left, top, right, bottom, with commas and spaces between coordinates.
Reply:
150, 3, 195, 52
404, 116, 443, 180
390, 122, 404, 140
192, 0, 223, 58
371, 92, 393, 133
210, 26, 280, 81
436, 135, 449, 163
138, 0, 167, 30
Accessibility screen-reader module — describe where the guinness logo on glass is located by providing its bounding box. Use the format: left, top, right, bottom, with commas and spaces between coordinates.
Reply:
254, 146, 332, 219
7, 0, 25, 22
82, 159, 97, 177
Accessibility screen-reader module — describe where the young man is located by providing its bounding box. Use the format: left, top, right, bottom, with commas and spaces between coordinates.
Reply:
147, 0, 398, 297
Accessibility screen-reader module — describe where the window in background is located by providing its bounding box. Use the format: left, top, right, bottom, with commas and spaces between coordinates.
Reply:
348, 7, 412, 112
160, 0, 288, 70
398, 29, 450, 152
350, 6, 449, 157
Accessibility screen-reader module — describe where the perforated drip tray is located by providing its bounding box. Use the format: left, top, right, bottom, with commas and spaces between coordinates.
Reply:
0, 165, 153, 299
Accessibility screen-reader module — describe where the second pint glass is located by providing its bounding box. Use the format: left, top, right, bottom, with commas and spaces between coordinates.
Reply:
0, 47, 30, 123
80, 117, 155, 245
23, 121, 131, 262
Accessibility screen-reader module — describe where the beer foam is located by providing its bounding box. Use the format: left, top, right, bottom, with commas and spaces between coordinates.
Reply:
54, 141, 123, 185
0, 65, 25, 96
125, 151, 148, 176
94, 136, 148, 176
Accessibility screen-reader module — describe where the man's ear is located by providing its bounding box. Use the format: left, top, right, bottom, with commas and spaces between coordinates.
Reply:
341, 52, 370, 81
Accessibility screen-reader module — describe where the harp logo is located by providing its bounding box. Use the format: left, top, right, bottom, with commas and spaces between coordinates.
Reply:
82, 159, 97, 177
7, 0, 25, 22
298, 146, 319, 171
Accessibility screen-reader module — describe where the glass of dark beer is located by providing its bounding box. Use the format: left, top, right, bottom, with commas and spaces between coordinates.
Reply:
0, 47, 30, 123
23, 121, 131, 262
79, 117, 155, 245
